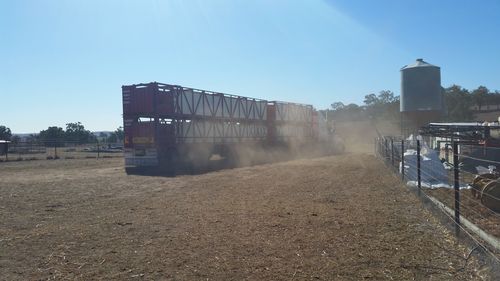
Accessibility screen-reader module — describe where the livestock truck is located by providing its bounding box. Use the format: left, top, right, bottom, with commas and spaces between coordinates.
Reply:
122, 82, 339, 174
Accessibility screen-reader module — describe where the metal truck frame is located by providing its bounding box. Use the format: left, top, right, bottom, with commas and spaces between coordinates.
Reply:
122, 82, 333, 174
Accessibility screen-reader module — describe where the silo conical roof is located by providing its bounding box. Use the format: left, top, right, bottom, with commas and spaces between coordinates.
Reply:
401, 58, 439, 70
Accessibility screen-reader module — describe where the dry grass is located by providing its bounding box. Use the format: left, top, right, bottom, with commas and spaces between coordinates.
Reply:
0, 155, 489, 280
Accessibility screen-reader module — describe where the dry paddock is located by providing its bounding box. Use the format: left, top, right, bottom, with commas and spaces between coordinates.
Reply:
0, 154, 491, 280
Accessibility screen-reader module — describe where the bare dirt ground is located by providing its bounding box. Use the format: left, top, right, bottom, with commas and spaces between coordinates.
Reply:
0, 154, 489, 280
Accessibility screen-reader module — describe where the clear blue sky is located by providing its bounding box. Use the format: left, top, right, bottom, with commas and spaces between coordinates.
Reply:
1, 0, 499, 133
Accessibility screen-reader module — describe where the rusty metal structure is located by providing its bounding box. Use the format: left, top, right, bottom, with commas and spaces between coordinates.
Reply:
471, 173, 500, 212
122, 82, 334, 173
420, 122, 500, 212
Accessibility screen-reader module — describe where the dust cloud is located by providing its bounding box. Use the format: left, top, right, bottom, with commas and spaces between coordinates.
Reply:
335, 119, 400, 154
226, 137, 345, 168
167, 136, 346, 176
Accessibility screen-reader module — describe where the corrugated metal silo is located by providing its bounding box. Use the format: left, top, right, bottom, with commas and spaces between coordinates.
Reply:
400, 58, 443, 136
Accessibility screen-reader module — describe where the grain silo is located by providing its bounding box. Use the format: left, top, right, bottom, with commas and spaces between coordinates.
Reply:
400, 58, 443, 137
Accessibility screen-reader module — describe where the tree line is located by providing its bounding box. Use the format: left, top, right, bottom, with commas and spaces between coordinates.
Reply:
323, 85, 500, 122
0, 122, 124, 145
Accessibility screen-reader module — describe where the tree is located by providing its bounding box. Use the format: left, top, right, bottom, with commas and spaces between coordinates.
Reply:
444, 85, 473, 121
0, 125, 12, 140
331, 102, 345, 111
377, 90, 396, 104
493, 91, 500, 110
65, 122, 95, 144
344, 103, 360, 111
363, 93, 379, 106
107, 126, 124, 143
362, 90, 400, 120
39, 126, 65, 146
115, 126, 124, 141
322, 102, 367, 122
471, 86, 489, 110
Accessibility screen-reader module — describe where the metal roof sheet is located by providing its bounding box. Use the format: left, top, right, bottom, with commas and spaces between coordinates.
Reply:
401, 58, 439, 70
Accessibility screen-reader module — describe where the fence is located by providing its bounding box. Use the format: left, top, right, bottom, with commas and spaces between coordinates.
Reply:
0, 140, 123, 162
375, 136, 500, 264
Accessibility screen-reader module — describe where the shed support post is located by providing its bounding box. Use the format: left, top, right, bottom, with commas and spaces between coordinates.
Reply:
384, 138, 388, 162
445, 143, 449, 163
391, 138, 394, 169
401, 140, 405, 181
417, 140, 421, 195
453, 141, 460, 234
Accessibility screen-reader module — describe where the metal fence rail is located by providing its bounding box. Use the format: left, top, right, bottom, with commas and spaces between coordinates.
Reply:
0, 141, 123, 162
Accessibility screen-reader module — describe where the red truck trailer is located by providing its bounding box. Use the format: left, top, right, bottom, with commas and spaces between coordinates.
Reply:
122, 82, 336, 174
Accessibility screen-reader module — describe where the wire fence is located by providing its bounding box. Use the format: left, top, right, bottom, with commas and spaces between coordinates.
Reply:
375, 136, 500, 264
0, 140, 123, 162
